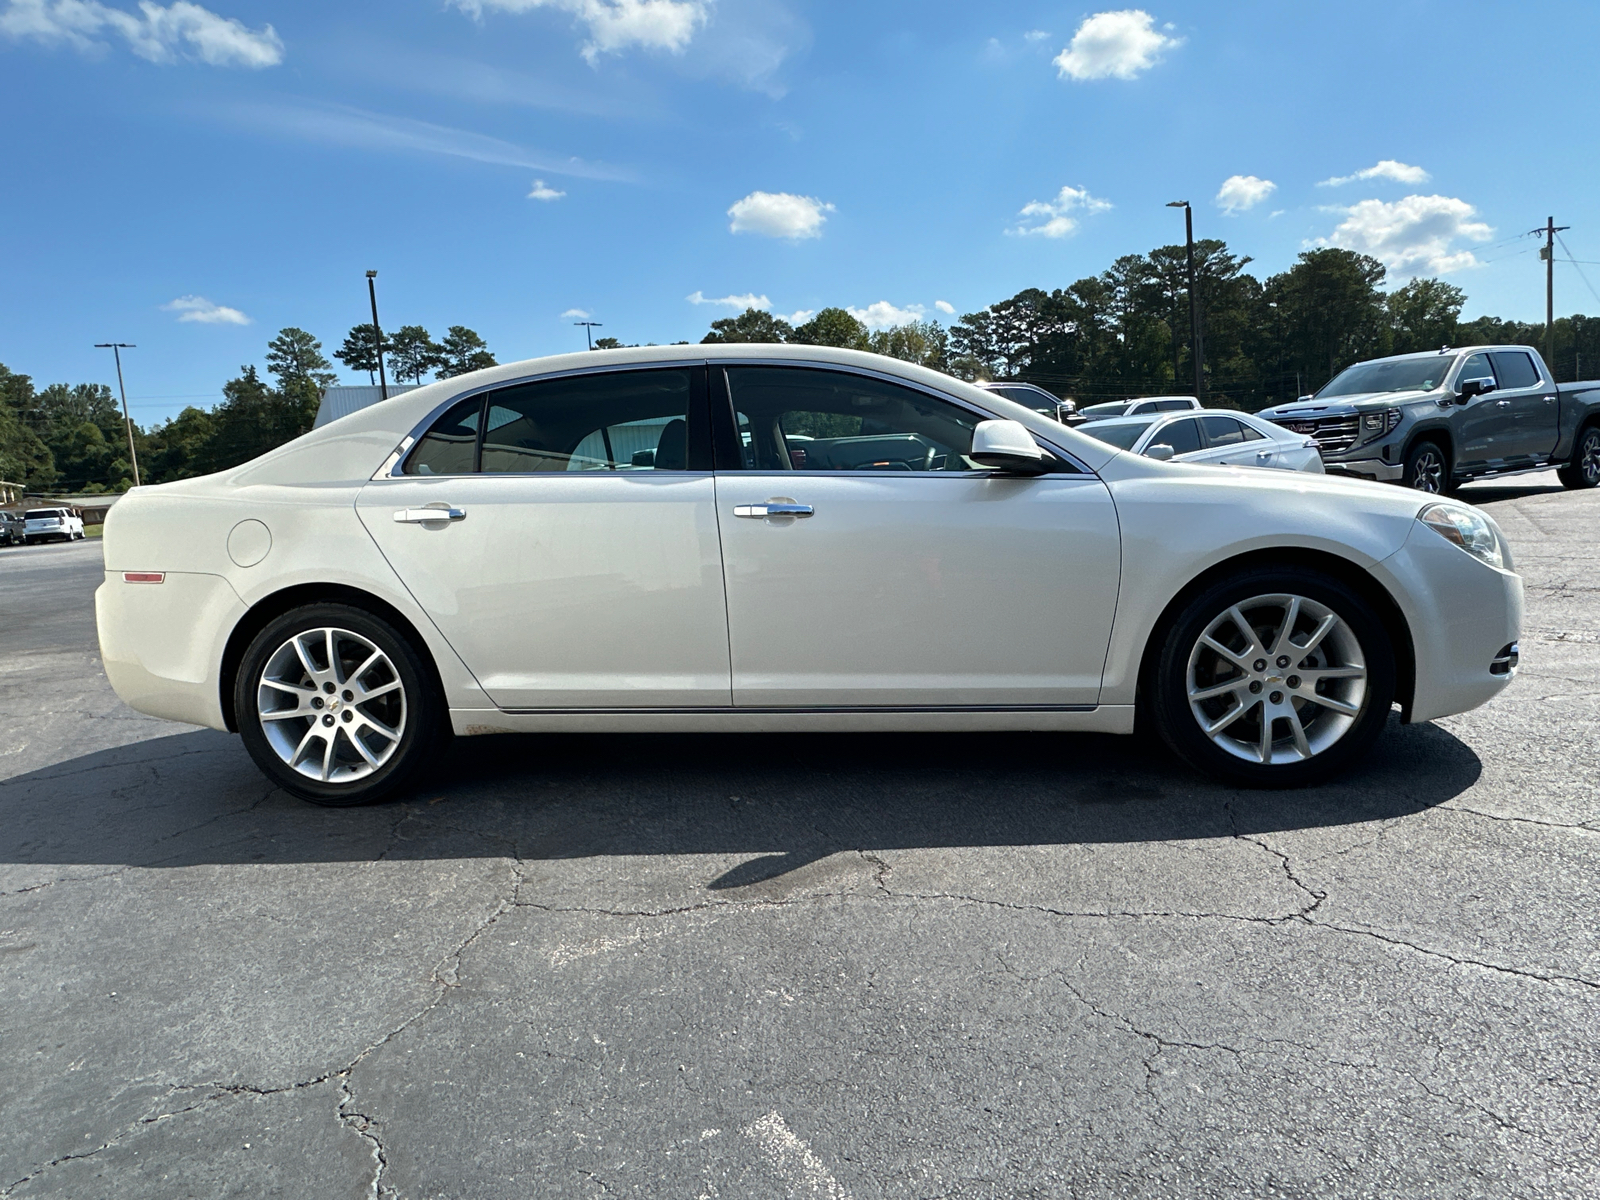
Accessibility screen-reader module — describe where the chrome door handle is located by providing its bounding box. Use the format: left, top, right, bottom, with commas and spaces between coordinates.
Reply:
1255, 449, 1273, 458
733, 502, 813, 519
394, 506, 466, 523
1495, 399, 1512, 407
1544, 395, 1557, 403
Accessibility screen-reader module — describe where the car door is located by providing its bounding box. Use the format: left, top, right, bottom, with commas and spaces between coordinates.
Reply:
1198, 415, 1276, 467
1455, 351, 1511, 466
356, 365, 734, 710
712, 364, 1121, 708
1489, 350, 1559, 459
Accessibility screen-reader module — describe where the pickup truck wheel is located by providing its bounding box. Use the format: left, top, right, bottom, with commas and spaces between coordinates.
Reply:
1557, 426, 1600, 490
234, 603, 448, 807
1403, 440, 1450, 494
1150, 568, 1396, 787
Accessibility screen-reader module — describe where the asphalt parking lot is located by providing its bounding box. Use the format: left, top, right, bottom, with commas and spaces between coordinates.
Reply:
2, 476, 1597, 1200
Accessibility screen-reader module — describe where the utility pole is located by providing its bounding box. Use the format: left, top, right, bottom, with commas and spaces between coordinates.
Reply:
93, 343, 140, 488
574, 320, 603, 350
1534, 217, 1570, 377
1167, 201, 1205, 399
366, 270, 389, 400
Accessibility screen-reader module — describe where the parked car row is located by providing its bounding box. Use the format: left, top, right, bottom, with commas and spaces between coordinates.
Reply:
1, 507, 88, 545
98, 344, 1522, 808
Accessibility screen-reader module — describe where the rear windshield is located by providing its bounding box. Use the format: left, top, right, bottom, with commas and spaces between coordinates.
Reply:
25, 510, 64, 520
1077, 419, 1154, 450
1317, 357, 1453, 397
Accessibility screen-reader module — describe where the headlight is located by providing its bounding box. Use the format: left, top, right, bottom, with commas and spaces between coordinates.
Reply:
1361, 409, 1402, 439
1417, 502, 1504, 569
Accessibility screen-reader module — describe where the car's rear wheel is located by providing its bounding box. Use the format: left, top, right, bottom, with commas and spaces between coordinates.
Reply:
235, 603, 447, 806
1150, 569, 1396, 787
1403, 439, 1450, 494
1557, 425, 1600, 490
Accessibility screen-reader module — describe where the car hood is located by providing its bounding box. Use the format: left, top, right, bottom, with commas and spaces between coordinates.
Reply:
1259, 390, 1436, 419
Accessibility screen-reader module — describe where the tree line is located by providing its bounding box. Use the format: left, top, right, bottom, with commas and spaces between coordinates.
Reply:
0, 323, 496, 494
700, 244, 1600, 412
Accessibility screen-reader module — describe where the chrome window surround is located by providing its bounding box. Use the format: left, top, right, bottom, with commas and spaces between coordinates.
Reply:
371, 358, 1097, 480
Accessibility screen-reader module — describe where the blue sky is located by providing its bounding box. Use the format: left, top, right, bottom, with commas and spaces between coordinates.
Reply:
4, 0, 1600, 424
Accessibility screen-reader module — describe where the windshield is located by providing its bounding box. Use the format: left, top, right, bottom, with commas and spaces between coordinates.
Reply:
1317, 356, 1454, 397
1077, 418, 1154, 450
1080, 401, 1128, 416
25, 510, 63, 520
988, 385, 1052, 406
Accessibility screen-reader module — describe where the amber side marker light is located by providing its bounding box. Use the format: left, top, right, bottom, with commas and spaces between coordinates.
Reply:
123, 572, 165, 584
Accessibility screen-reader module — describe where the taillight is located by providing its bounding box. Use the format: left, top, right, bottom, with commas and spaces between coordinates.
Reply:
123, 572, 165, 584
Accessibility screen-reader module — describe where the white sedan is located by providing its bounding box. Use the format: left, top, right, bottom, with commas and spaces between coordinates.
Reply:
96, 345, 1522, 805
1078, 410, 1325, 473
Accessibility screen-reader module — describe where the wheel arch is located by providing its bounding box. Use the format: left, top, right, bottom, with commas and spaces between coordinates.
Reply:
219, 583, 445, 733
1135, 547, 1417, 724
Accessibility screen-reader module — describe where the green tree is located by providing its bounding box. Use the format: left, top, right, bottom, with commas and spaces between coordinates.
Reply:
143, 406, 216, 484
203, 366, 317, 473
790, 307, 869, 350
265, 327, 339, 391
0, 363, 57, 489
388, 325, 445, 384
335, 325, 392, 384
868, 320, 950, 370
437, 326, 497, 378
1264, 249, 1389, 393
1387, 278, 1466, 356
702, 308, 793, 343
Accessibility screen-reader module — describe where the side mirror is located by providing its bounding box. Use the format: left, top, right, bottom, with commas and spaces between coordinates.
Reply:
1457, 376, 1496, 403
970, 419, 1047, 474
1144, 444, 1176, 462
1053, 402, 1077, 424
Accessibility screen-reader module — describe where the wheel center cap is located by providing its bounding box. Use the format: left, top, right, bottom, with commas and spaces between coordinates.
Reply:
329, 698, 342, 713
1266, 674, 1284, 685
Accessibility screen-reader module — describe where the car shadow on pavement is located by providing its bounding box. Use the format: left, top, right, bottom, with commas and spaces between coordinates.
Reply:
0, 715, 1480, 875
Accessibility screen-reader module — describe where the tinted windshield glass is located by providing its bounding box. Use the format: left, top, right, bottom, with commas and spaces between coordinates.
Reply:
24, 510, 62, 520
1080, 402, 1129, 417
1317, 357, 1453, 397
1077, 419, 1154, 450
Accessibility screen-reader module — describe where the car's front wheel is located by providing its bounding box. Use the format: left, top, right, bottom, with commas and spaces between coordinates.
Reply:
1402, 439, 1450, 493
1557, 425, 1600, 490
1150, 569, 1396, 786
235, 603, 448, 806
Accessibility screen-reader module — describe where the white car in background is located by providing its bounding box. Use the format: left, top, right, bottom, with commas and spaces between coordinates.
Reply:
23, 507, 85, 544
97, 345, 1520, 806
1078, 410, 1325, 474
1077, 395, 1203, 422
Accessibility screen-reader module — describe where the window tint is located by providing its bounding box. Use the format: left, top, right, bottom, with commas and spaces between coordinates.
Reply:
724, 367, 982, 472
1489, 351, 1541, 390
403, 397, 483, 476
1146, 417, 1202, 457
1152, 399, 1196, 412
480, 369, 693, 473
1200, 415, 1262, 446
1078, 419, 1154, 451
1458, 352, 1495, 388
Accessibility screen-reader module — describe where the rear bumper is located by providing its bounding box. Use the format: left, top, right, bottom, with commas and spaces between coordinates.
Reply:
1324, 457, 1403, 483
96, 570, 243, 731
1371, 526, 1523, 723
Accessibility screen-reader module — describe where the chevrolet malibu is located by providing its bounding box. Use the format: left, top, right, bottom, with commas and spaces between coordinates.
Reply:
97, 345, 1522, 805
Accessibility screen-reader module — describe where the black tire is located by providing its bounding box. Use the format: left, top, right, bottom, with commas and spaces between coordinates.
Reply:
1557, 425, 1600, 490
1402, 439, 1451, 494
1149, 568, 1396, 787
234, 603, 448, 806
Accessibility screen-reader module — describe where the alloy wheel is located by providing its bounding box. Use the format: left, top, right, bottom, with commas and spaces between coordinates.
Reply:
1186, 593, 1368, 765
256, 627, 408, 783
1582, 430, 1600, 485
1410, 447, 1444, 492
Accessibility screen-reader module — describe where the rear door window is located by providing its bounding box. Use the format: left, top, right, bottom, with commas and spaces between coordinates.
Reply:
1199, 416, 1264, 446
1488, 351, 1541, 390
403, 397, 482, 476
1146, 418, 1203, 456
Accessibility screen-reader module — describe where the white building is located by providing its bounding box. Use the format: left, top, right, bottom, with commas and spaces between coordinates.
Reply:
313, 384, 421, 429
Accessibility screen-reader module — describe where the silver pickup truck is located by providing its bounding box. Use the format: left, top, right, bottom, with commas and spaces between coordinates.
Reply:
1257, 345, 1600, 493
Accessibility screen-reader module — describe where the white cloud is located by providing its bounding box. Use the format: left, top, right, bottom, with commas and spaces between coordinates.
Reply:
527, 178, 565, 200
934, 300, 955, 314
1318, 159, 1430, 188
561, 307, 591, 318
727, 191, 834, 239
162, 295, 250, 325
686, 290, 771, 309
1023, 29, 1049, 42
1215, 174, 1276, 215
451, 0, 706, 63
1008, 184, 1112, 238
783, 309, 814, 325
1054, 10, 1180, 81
1321, 195, 1493, 277
847, 301, 927, 330
0, 0, 283, 67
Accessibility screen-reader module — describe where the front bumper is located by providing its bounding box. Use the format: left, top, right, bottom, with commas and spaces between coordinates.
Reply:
1372, 523, 1523, 724
1323, 457, 1404, 482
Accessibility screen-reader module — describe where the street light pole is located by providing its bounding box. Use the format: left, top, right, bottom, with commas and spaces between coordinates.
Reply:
1167, 201, 1205, 400
574, 320, 603, 350
93, 342, 141, 488
366, 270, 389, 400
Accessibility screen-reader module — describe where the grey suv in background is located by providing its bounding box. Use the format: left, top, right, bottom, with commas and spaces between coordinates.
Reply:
1258, 346, 1600, 493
